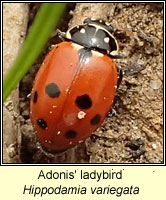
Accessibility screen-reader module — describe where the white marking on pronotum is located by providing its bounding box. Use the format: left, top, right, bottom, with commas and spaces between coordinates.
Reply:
49, 111, 53, 114
52, 105, 57, 108
77, 111, 86, 119
67, 23, 119, 56
69, 141, 73, 145
104, 37, 110, 43
91, 37, 96, 44
114, 85, 117, 89
80, 28, 85, 33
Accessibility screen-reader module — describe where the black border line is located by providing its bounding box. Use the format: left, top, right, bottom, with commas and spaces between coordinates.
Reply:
1, 1, 165, 166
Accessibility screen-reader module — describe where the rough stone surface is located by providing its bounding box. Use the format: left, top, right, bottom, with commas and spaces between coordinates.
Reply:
3, 3, 29, 163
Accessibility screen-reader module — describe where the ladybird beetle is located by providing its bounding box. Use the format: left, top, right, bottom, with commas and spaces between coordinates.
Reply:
30, 18, 124, 151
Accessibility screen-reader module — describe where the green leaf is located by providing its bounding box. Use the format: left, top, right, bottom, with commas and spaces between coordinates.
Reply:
3, 3, 67, 103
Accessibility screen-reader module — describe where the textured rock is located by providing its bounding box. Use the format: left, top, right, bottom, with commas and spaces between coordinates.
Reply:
3, 3, 29, 163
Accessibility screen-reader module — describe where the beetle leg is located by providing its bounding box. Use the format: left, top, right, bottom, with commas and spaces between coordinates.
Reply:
109, 108, 116, 117
109, 53, 127, 59
117, 66, 123, 88
116, 62, 145, 88
122, 63, 145, 76
57, 29, 67, 41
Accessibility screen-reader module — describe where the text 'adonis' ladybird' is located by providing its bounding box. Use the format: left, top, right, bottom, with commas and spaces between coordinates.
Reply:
30, 18, 125, 152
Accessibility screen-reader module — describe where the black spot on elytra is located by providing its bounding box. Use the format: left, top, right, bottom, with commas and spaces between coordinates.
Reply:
37, 119, 48, 129
45, 83, 61, 98
32, 91, 38, 103
75, 94, 92, 109
65, 130, 77, 139
90, 114, 101, 125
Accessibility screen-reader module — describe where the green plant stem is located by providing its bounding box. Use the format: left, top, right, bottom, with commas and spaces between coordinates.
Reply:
3, 3, 67, 103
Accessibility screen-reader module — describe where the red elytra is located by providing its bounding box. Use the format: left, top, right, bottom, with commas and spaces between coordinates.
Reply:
30, 41, 118, 151
30, 18, 121, 151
